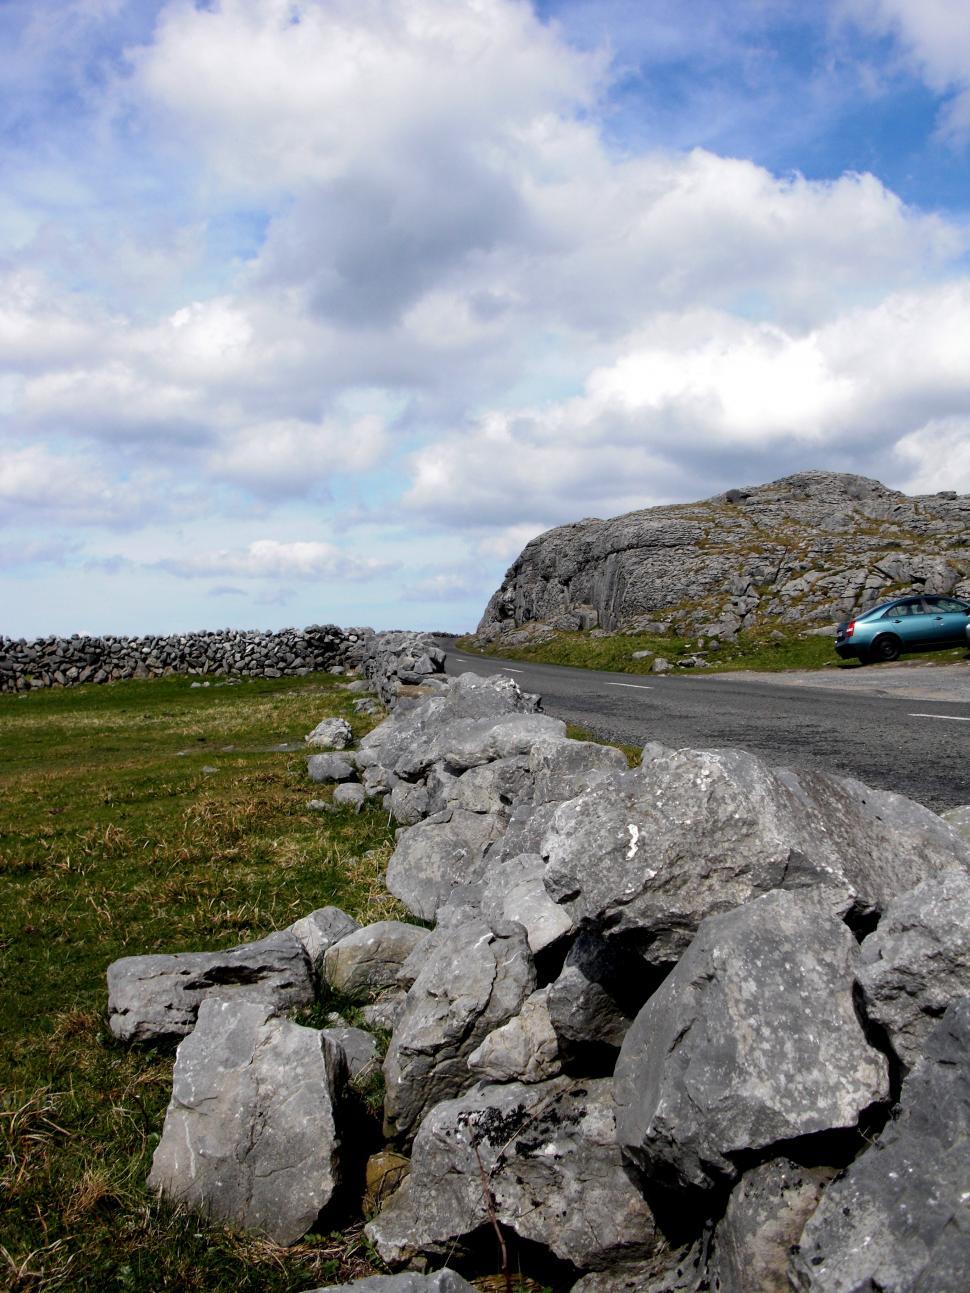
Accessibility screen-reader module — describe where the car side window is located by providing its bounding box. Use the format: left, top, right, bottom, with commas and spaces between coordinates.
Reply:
882, 602, 914, 617
933, 597, 966, 612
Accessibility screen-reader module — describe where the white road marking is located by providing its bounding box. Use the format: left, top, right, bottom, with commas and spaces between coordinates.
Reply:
500, 668, 523, 674
605, 681, 653, 690
910, 712, 970, 722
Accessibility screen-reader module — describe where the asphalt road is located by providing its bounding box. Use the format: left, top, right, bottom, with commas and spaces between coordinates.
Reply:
442, 644, 970, 813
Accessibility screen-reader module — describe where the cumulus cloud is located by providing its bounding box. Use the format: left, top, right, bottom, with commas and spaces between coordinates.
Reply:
406, 281, 970, 527
154, 539, 394, 581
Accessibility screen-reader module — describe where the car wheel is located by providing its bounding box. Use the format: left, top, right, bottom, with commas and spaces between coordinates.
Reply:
870, 633, 901, 663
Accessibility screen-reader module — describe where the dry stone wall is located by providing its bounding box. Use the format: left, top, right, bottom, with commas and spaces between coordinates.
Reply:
475, 470, 970, 644
0, 623, 374, 693
106, 670, 970, 1291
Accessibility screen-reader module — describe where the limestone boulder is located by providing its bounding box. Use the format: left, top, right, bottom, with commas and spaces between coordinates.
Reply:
614, 890, 890, 1193
385, 809, 507, 921
288, 906, 360, 978
791, 996, 970, 1292
858, 868, 970, 1070
529, 735, 628, 805
368, 1077, 659, 1272
148, 998, 344, 1245
467, 987, 561, 1083
479, 853, 574, 954
323, 922, 429, 997
383, 919, 535, 1144
444, 756, 532, 814
107, 930, 315, 1043
306, 717, 354, 750
542, 746, 970, 963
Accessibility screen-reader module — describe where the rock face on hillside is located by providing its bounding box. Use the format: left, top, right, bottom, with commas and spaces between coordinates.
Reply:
475, 471, 970, 642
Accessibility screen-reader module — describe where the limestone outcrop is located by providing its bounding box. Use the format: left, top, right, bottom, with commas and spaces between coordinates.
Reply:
474, 470, 970, 643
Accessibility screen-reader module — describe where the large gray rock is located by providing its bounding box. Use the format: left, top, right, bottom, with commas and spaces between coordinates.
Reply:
467, 987, 561, 1083
708, 1159, 835, 1293
356, 673, 540, 785
614, 890, 890, 1193
395, 712, 567, 780
858, 868, 970, 1070
306, 717, 354, 750
310, 1270, 476, 1293
542, 746, 970, 963
148, 998, 344, 1245
479, 853, 574, 953
388, 781, 430, 827
383, 919, 535, 1144
288, 906, 360, 979
367, 1077, 659, 1272
107, 930, 315, 1043
444, 756, 532, 814
529, 735, 628, 805
791, 996, 970, 1293
386, 809, 507, 921
323, 921, 429, 997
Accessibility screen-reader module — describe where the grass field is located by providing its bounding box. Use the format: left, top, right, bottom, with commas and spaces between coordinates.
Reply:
457, 627, 970, 675
0, 672, 406, 1293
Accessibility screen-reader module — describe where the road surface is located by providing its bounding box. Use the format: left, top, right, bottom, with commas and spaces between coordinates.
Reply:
442, 644, 970, 813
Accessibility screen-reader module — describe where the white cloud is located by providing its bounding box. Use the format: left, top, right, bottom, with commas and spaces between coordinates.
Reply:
893, 416, 970, 493
845, 0, 970, 138
406, 280, 970, 527
154, 538, 393, 581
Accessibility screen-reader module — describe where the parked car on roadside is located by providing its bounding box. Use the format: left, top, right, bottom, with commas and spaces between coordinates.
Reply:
835, 595, 970, 663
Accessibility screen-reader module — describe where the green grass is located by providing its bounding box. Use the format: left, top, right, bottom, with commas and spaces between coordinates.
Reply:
0, 672, 407, 1293
459, 628, 970, 676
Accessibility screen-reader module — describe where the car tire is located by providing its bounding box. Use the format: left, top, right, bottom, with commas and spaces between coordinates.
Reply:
870, 633, 901, 663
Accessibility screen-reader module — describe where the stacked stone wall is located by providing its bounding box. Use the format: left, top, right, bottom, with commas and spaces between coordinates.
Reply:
0, 623, 375, 693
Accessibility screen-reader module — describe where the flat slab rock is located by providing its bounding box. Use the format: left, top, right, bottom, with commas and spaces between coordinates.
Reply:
791, 995, 970, 1293
542, 745, 970, 962
107, 929, 315, 1042
367, 1076, 659, 1272
148, 998, 345, 1246
614, 889, 889, 1193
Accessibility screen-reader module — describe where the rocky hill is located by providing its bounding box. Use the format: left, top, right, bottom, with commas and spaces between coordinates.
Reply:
475, 470, 970, 645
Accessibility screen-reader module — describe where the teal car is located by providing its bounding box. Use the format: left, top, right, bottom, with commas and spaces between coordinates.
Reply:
835, 595, 970, 663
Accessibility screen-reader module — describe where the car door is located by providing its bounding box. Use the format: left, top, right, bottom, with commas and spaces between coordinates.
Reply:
878, 599, 926, 646
924, 596, 970, 646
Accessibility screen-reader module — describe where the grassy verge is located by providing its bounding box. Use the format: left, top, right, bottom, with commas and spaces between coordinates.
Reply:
458, 628, 970, 675
0, 672, 407, 1293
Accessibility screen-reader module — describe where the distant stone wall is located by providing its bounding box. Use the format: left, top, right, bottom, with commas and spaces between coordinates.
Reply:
0, 624, 375, 693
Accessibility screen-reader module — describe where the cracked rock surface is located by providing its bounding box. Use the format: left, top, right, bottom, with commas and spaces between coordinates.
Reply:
148, 997, 345, 1245
614, 890, 890, 1192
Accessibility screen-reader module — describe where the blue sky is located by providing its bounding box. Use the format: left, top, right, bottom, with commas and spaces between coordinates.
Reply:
2, 0, 970, 637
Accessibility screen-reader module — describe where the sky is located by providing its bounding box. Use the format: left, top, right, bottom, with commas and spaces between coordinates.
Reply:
2, 0, 970, 638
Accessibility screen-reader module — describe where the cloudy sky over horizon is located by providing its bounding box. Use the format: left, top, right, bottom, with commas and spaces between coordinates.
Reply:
3, 0, 970, 637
